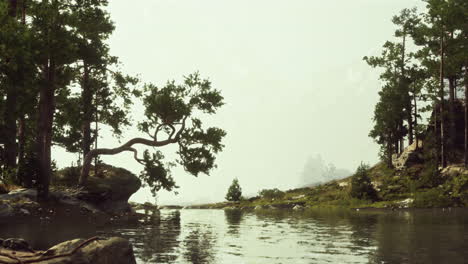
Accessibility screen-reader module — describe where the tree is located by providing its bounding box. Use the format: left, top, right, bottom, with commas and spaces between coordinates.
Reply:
79, 73, 226, 195
350, 163, 377, 201
226, 178, 242, 202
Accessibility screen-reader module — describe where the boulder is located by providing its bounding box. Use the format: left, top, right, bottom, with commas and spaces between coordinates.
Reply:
292, 204, 304, 210
74, 165, 141, 214
0, 237, 136, 264
441, 165, 468, 179
392, 141, 423, 170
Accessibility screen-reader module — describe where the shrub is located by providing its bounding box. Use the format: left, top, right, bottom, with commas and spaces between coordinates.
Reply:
350, 163, 378, 201
419, 162, 442, 188
226, 178, 242, 202
443, 172, 468, 206
413, 188, 451, 208
259, 188, 284, 200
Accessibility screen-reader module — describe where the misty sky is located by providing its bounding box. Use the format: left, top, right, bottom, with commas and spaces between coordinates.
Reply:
54, 0, 426, 205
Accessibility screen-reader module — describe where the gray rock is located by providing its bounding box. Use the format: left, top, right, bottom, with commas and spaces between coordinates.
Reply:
3, 238, 31, 251
392, 141, 423, 170
0, 237, 136, 264
292, 205, 304, 210
42, 237, 136, 264
19, 208, 30, 216
0, 203, 14, 218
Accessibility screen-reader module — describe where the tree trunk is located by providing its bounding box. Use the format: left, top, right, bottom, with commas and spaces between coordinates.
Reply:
414, 90, 418, 149
465, 66, 468, 167
399, 121, 404, 153
448, 76, 456, 154
94, 111, 98, 176
3, 86, 17, 171
36, 60, 55, 200
440, 35, 447, 168
401, 32, 413, 146
16, 115, 26, 185
8, 0, 17, 17
81, 61, 92, 158
3, 0, 19, 172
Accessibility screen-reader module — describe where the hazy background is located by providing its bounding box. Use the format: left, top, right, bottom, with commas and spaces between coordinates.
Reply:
54, 0, 426, 205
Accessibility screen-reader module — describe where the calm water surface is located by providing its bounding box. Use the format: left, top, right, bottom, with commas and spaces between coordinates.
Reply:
1, 208, 468, 263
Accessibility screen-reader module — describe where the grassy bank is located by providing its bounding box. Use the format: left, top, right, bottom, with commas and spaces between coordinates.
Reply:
186, 162, 468, 210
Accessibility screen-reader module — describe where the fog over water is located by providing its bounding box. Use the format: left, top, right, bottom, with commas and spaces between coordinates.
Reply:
53, 0, 426, 205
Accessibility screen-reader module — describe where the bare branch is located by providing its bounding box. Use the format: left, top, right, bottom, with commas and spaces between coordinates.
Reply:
154, 124, 163, 141
168, 124, 176, 139
79, 136, 177, 185
126, 147, 145, 165
175, 116, 188, 140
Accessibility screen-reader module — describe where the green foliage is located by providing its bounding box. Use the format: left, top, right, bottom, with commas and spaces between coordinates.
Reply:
443, 172, 468, 206
350, 163, 378, 201
139, 73, 226, 184
419, 162, 442, 188
413, 188, 451, 208
225, 178, 242, 202
139, 150, 178, 196
259, 188, 285, 200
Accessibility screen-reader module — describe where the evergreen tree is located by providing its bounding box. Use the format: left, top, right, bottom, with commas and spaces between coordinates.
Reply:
226, 178, 242, 202
350, 163, 377, 201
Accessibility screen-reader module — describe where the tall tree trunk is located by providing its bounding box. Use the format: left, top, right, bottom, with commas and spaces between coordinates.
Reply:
8, 0, 17, 17
399, 121, 404, 153
401, 32, 413, 146
465, 66, 468, 168
81, 62, 92, 158
413, 90, 418, 149
94, 110, 98, 176
3, 0, 19, 172
36, 60, 55, 200
440, 35, 447, 168
16, 115, 26, 185
3, 86, 17, 171
448, 76, 456, 158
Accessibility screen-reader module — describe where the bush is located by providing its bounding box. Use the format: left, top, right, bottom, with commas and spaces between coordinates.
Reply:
443, 172, 468, 206
350, 163, 378, 201
419, 163, 442, 188
413, 189, 451, 208
226, 178, 242, 202
259, 188, 284, 200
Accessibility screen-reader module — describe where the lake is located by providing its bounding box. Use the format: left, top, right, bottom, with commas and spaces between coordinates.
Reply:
1, 208, 468, 263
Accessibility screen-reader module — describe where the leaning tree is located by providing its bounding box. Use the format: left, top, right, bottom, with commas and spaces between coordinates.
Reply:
78, 73, 226, 194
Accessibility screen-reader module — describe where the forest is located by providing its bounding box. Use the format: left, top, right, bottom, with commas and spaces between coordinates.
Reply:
365, 0, 467, 169
0, 0, 226, 201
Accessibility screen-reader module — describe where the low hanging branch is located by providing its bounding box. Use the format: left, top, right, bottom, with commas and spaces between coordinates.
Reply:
79, 118, 186, 185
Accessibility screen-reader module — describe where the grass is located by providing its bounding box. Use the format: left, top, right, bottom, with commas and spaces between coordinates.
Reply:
188, 162, 467, 210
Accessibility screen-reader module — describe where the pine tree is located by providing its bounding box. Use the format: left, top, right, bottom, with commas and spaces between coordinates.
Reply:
350, 163, 377, 201
226, 178, 242, 202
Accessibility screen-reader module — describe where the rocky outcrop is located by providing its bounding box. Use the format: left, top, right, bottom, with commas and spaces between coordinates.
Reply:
392, 141, 423, 170
0, 237, 136, 264
55, 164, 141, 214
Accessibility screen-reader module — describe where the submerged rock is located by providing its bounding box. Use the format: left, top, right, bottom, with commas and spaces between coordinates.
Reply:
0, 237, 136, 264
0, 203, 14, 218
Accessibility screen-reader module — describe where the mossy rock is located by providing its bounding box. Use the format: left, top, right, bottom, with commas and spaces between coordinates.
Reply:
55, 164, 141, 205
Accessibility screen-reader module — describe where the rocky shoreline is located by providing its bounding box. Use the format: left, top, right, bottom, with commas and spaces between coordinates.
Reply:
0, 165, 145, 264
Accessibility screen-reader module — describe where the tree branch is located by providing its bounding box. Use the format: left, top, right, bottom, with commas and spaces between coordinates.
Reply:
79, 118, 189, 185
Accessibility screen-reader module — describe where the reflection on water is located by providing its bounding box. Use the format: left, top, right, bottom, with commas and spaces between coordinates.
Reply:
1, 208, 468, 263
183, 227, 216, 264
224, 209, 243, 235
